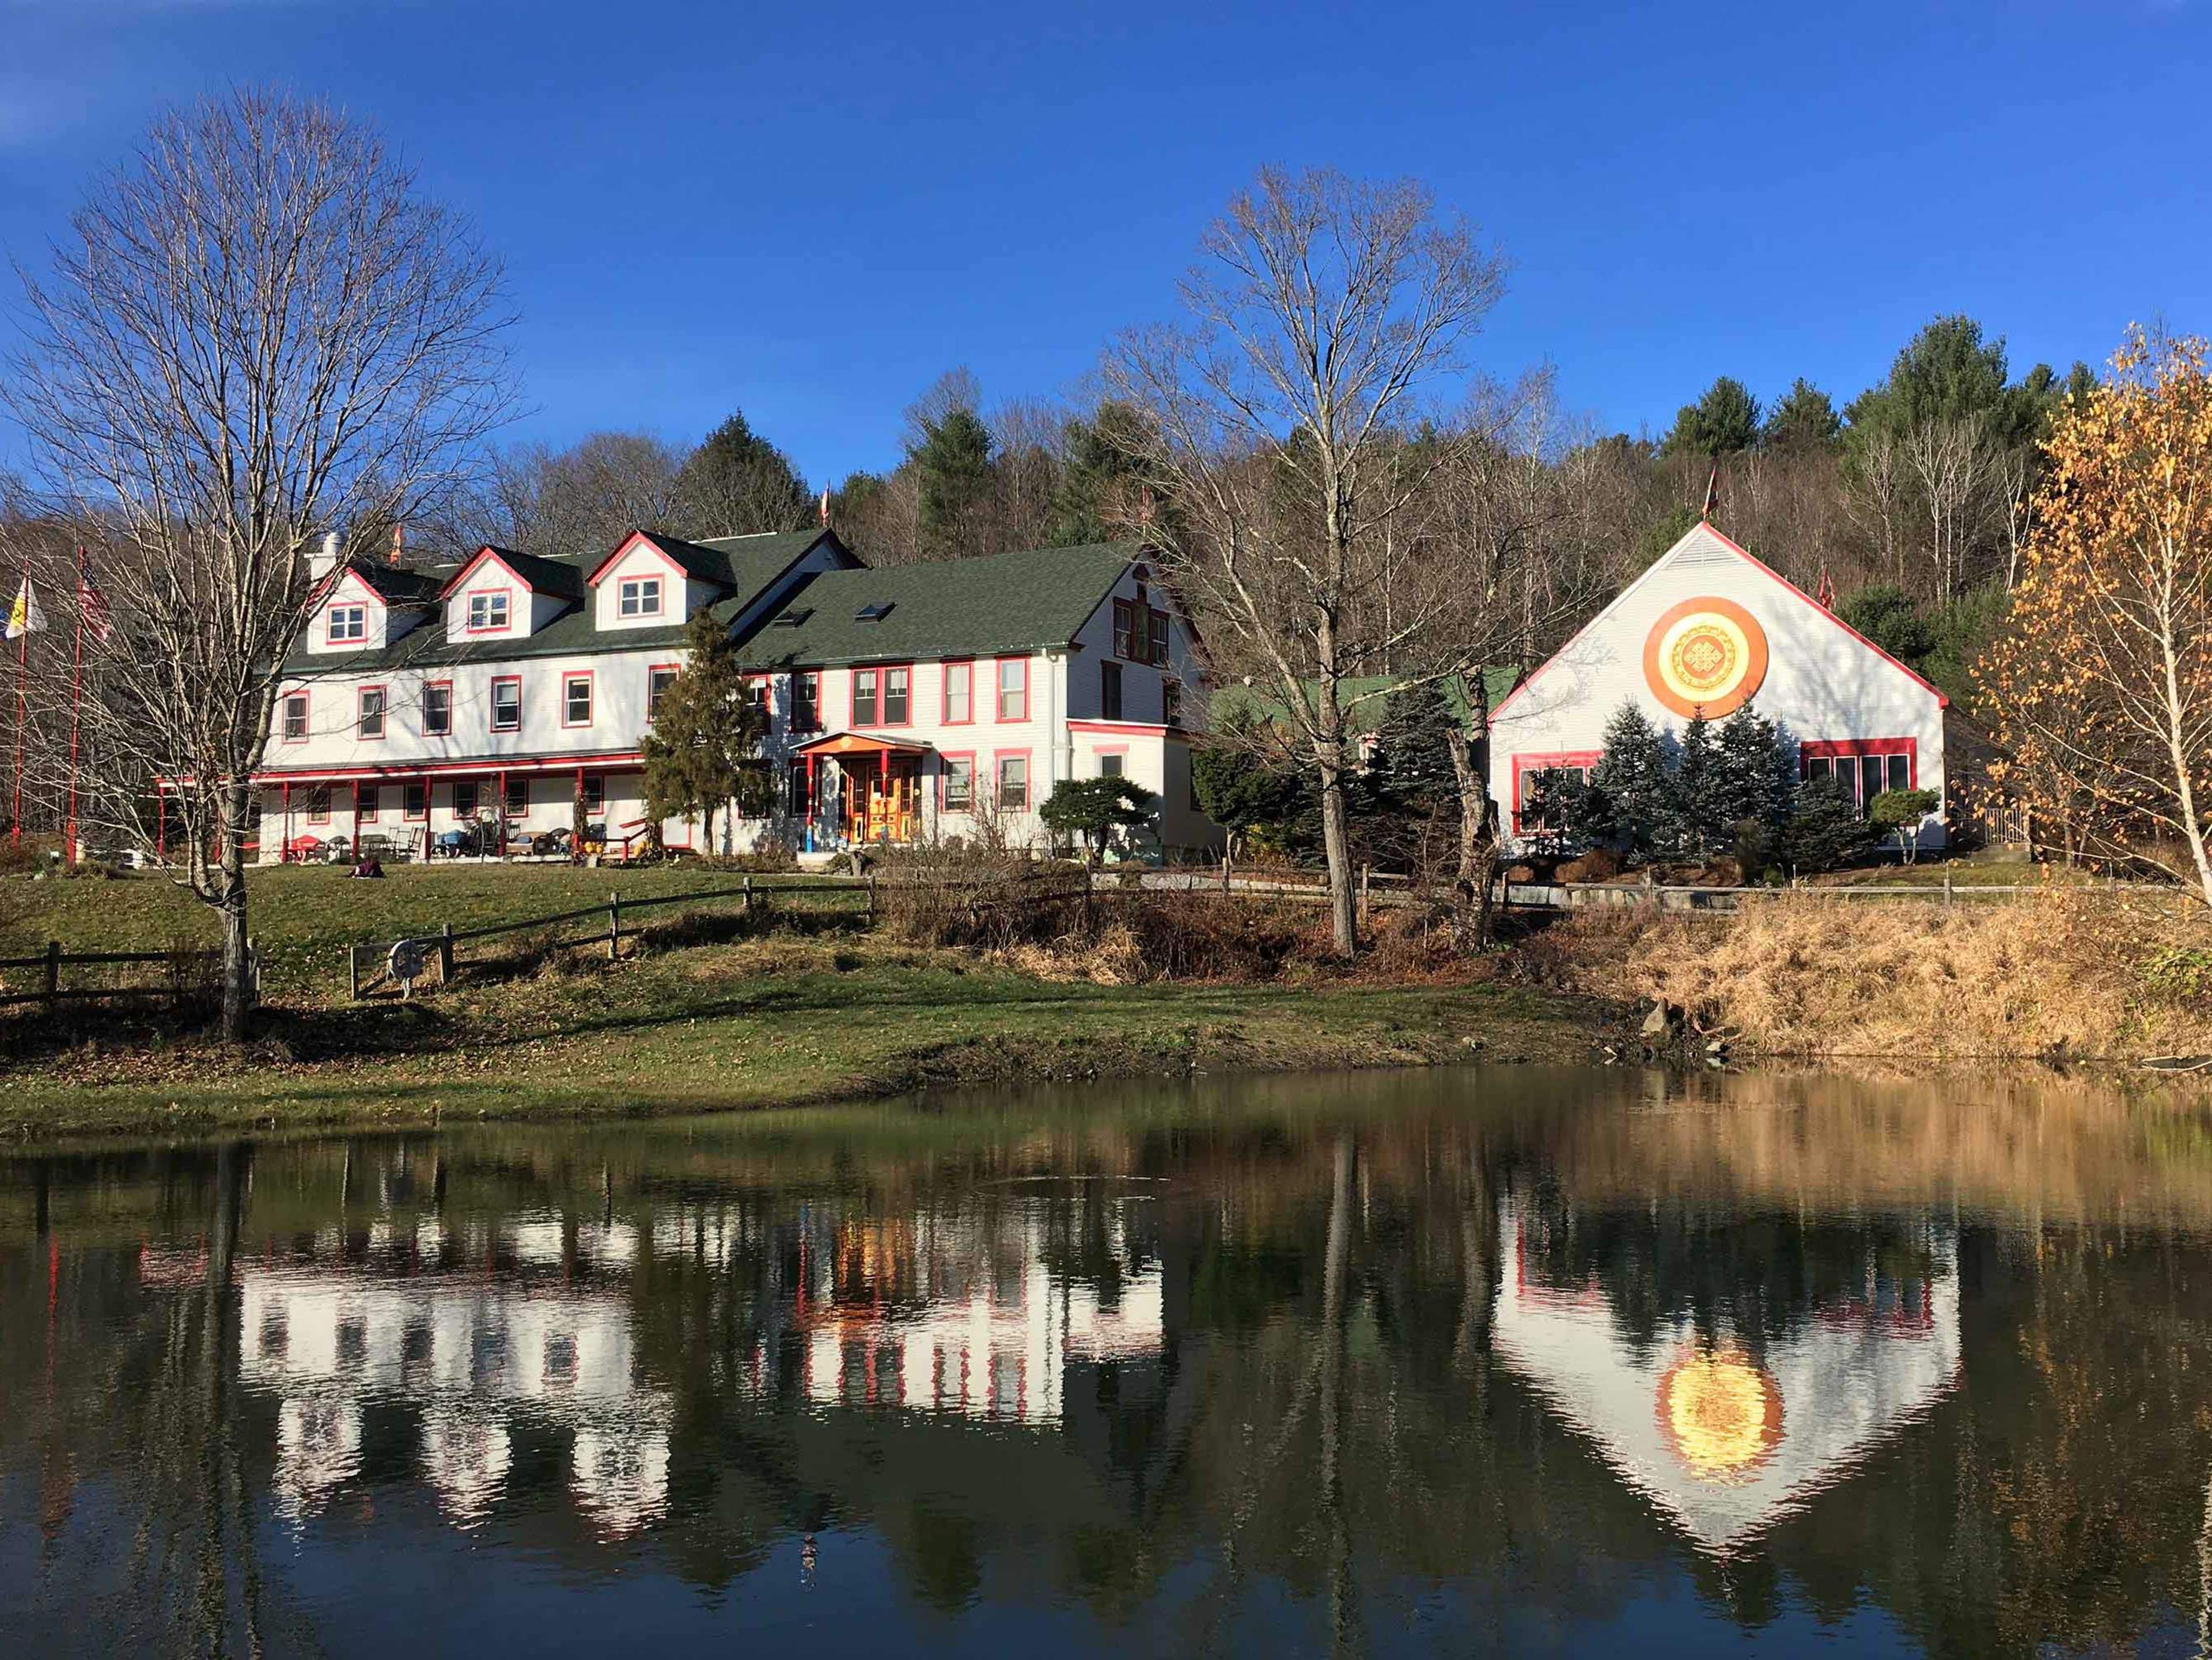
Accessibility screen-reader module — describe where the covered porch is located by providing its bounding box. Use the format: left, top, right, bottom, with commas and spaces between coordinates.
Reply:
792, 732, 932, 852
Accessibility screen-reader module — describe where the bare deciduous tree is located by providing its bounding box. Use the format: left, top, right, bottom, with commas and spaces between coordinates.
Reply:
1106, 167, 1509, 953
6, 89, 514, 1037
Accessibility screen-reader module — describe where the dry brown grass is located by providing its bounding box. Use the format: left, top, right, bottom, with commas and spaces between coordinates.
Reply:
1524, 888, 2212, 1058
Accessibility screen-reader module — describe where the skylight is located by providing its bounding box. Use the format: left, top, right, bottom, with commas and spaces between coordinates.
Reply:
774, 608, 812, 627
856, 601, 895, 622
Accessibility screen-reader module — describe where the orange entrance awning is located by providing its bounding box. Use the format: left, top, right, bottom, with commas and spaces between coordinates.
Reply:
793, 732, 931, 759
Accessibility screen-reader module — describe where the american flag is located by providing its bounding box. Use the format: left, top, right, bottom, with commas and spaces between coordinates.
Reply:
78, 563, 112, 642
1815, 564, 1836, 611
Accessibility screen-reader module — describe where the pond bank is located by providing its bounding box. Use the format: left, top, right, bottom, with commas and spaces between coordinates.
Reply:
0, 932, 1604, 1143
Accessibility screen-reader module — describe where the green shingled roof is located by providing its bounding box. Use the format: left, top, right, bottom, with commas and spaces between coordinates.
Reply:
734, 541, 1139, 669
471, 545, 585, 601
639, 529, 828, 592
1212, 668, 1524, 734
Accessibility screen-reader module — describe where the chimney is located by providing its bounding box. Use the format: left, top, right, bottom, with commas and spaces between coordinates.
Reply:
819, 490, 830, 529
389, 522, 405, 566
309, 530, 340, 582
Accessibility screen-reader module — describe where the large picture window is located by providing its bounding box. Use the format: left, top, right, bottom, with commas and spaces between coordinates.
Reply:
1800, 740, 1916, 817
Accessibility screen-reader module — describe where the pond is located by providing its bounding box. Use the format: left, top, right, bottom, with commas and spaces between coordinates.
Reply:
6, 1066, 2212, 1656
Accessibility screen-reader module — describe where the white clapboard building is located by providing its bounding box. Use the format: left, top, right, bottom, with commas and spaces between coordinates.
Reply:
249, 528, 1220, 861
1487, 521, 1950, 855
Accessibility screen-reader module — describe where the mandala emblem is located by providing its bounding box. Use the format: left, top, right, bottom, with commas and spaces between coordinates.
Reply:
1642, 595, 1768, 718
1656, 1343, 1785, 1484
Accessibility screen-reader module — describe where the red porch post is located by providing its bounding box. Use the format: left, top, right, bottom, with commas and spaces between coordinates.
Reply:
352, 782, 362, 851
498, 767, 508, 858
282, 781, 291, 862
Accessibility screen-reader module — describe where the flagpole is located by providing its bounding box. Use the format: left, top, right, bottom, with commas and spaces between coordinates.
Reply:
10, 555, 26, 847
65, 550, 85, 866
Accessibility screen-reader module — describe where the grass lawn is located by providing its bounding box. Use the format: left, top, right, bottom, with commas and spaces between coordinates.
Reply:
0, 864, 1601, 1142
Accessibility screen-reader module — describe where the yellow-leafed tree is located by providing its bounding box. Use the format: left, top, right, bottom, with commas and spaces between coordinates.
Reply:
1977, 328, 2212, 903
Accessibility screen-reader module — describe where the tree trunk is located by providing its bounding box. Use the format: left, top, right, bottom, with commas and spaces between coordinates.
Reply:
217, 780, 253, 1042
1316, 757, 1358, 956
1444, 720, 1499, 946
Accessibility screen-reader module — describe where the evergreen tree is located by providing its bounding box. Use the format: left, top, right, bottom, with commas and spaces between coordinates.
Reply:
910, 406, 994, 560
1671, 711, 1721, 859
1040, 776, 1158, 863
1662, 377, 1762, 458
676, 408, 814, 535
1761, 378, 1842, 451
640, 611, 769, 853
1355, 680, 1464, 871
1587, 702, 1671, 861
1712, 702, 1790, 831
1782, 775, 1880, 873
1844, 314, 2051, 453
1192, 708, 1312, 855
1839, 584, 1936, 663
1050, 401, 1153, 546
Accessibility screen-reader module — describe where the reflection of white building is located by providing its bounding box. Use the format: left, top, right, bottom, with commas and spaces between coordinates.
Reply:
764, 1207, 1165, 1427
1491, 1200, 1961, 1552
236, 1215, 668, 1536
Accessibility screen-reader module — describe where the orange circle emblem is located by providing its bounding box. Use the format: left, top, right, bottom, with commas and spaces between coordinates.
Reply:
1642, 596, 1768, 719
1656, 1344, 1784, 1484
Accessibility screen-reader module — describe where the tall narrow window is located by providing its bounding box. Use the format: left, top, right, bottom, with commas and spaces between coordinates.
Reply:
884, 666, 910, 725
996, 753, 1029, 810
1147, 608, 1170, 666
281, 692, 309, 741
1100, 661, 1123, 722
355, 784, 380, 824
942, 756, 974, 812
852, 669, 879, 727
490, 676, 521, 732
944, 662, 972, 723
1112, 599, 1137, 661
503, 775, 530, 818
793, 671, 821, 732
647, 665, 679, 721
304, 786, 331, 823
358, 686, 387, 739
452, 779, 479, 818
563, 673, 593, 727
422, 681, 452, 737
997, 658, 1027, 722
403, 783, 428, 821
580, 774, 605, 814
1163, 679, 1183, 728
618, 577, 663, 618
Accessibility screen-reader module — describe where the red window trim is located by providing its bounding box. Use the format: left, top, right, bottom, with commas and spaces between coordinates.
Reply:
993, 747, 1033, 809
939, 749, 977, 812
489, 673, 523, 733
402, 782, 429, 821
878, 662, 915, 727
325, 602, 370, 646
502, 774, 533, 817
646, 661, 681, 722
995, 657, 1029, 723
1797, 737, 1917, 772
615, 573, 668, 620
1510, 749, 1602, 831
354, 782, 379, 823
280, 689, 310, 745
560, 669, 595, 730
419, 678, 454, 738
462, 588, 516, 635
941, 659, 975, 725
357, 683, 388, 741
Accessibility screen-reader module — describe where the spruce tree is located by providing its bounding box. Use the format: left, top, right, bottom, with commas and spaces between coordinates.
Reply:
910, 406, 995, 560
640, 611, 768, 853
1353, 681, 1464, 873
1588, 702, 1670, 862
1671, 711, 1720, 859
1713, 702, 1790, 831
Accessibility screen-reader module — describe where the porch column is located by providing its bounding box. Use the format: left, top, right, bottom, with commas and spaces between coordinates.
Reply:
498, 767, 508, 858
352, 783, 362, 850
282, 781, 291, 860
807, 752, 819, 852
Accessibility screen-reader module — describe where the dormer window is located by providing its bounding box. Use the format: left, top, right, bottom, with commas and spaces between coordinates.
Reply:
619, 577, 663, 619
327, 604, 366, 644
467, 591, 510, 633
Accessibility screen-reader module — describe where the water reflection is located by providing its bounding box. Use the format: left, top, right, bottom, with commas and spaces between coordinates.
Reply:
6, 1066, 2212, 1656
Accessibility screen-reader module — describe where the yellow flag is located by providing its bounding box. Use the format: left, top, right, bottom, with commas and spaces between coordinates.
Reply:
3, 578, 43, 641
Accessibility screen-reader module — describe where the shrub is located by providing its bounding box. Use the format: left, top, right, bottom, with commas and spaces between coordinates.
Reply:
2139, 945, 2212, 1010
1783, 778, 1880, 873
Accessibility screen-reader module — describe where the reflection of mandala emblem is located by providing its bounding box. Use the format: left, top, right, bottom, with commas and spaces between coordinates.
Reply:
1643, 596, 1768, 718
1656, 1344, 1784, 1484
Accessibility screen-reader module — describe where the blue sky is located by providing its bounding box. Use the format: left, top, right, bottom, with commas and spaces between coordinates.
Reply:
0, 0, 2203, 486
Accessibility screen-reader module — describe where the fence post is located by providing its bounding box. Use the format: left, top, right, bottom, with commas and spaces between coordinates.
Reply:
743, 875, 753, 918
44, 940, 60, 1008
1359, 864, 1371, 928
1643, 867, 1657, 908
866, 870, 877, 925
347, 943, 360, 1002
608, 892, 622, 960
1943, 869, 1955, 908
439, 921, 454, 984
1222, 854, 1231, 895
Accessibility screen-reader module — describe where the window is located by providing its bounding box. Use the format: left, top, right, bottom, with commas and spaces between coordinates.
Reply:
787, 761, 810, 817
996, 753, 1029, 810
883, 666, 910, 725
647, 665, 679, 721
358, 686, 386, 740
422, 681, 452, 737
1147, 608, 1170, 667
304, 786, 331, 823
943, 661, 972, 724
1112, 598, 1137, 661
580, 773, 605, 814
452, 779, 480, 819
466, 591, 511, 633
490, 676, 521, 733
1800, 741, 1916, 817
793, 670, 821, 733
852, 669, 878, 727
997, 658, 1028, 722
355, 784, 378, 824
1100, 661, 1123, 722
942, 755, 974, 812
403, 783, 428, 821
1512, 753, 1601, 833
1099, 752, 1124, 779
281, 692, 309, 742
327, 604, 367, 644
563, 673, 593, 729
618, 577, 663, 618
743, 677, 769, 721
1163, 678, 1183, 728
503, 775, 530, 818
